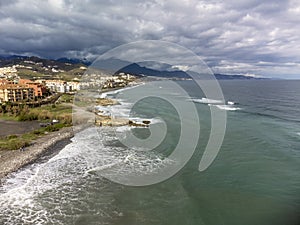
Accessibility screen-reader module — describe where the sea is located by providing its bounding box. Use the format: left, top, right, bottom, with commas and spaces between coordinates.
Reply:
0, 79, 299, 225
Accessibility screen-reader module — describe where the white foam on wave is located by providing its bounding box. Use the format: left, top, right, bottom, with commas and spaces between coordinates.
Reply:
227, 101, 236, 105
296, 132, 300, 136
102, 83, 144, 97
101, 90, 162, 126
191, 97, 223, 104
0, 125, 175, 223
115, 126, 132, 132
95, 83, 144, 100
99, 93, 107, 98
0, 128, 99, 221
0, 162, 58, 223
213, 105, 241, 111
110, 103, 132, 118
190, 98, 239, 107
81, 127, 175, 179
85, 162, 121, 174
0, 127, 129, 224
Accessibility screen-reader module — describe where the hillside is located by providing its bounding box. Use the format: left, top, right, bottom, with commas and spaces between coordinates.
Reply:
0, 55, 88, 81
0, 55, 266, 80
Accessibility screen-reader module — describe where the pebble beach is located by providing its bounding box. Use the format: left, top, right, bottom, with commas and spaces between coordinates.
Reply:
0, 126, 74, 182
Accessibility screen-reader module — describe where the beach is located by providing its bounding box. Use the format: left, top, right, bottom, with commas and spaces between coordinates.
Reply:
0, 83, 142, 183
0, 126, 74, 182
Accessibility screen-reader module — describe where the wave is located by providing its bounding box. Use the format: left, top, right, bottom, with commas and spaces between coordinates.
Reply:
190, 97, 240, 111
102, 83, 144, 97
191, 97, 223, 104
116, 126, 132, 132
189, 97, 239, 106
99, 92, 107, 98
0, 127, 132, 223
227, 101, 237, 105
85, 162, 121, 174
97, 89, 162, 127
96, 83, 144, 99
212, 105, 241, 111
110, 104, 131, 118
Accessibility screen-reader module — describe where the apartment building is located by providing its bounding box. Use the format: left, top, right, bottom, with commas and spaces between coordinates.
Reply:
0, 84, 34, 103
18, 79, 47, 98
44, 80, 80, 93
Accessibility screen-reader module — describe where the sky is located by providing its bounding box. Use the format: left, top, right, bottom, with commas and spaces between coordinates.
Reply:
1, 0, 300, 78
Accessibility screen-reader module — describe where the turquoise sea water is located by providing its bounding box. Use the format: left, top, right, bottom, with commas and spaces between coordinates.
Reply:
0, 80, 299, 225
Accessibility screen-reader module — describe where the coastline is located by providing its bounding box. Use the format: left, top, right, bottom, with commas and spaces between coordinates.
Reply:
0, 82, 144, 184
0, 126, 74, 183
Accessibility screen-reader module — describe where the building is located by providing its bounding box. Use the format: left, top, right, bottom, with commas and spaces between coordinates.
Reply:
18, 79, 47, 98
0, 84, 34, 103
0, 79, 12, 86
0, 66, 17, 77
44, 80, 68, 93
44, 80, 80, 93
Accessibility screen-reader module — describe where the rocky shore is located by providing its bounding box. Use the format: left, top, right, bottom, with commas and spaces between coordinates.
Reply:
0, 127, 74, 183
94, 97, 151, 127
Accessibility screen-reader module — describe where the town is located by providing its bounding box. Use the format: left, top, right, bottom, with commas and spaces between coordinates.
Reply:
0, 64, 137, 104
0, 56, 140, 152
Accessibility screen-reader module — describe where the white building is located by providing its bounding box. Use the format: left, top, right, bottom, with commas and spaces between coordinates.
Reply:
44, 80, 81, 93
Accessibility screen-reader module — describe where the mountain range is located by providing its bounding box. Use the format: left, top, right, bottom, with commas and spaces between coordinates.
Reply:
0, 55, 265, 80
116, 63, 265, 80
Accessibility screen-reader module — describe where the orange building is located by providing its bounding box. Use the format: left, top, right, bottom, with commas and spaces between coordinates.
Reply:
0, 79, 13, 86
0, 84, 34, 103
18, 79, 47, 98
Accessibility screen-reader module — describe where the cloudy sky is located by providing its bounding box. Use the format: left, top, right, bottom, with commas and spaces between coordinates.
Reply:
1, 0, 300, 78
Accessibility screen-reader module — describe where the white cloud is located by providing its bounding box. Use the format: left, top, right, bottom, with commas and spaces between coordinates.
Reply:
0, 0, 299, 78
171, 65, 190, 71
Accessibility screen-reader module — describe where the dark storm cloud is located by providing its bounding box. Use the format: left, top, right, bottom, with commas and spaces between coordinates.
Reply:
1, 0, 300, 78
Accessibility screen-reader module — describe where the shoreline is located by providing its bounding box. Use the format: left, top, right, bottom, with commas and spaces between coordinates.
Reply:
0, 126, 74, 183
0, 82, 144, 184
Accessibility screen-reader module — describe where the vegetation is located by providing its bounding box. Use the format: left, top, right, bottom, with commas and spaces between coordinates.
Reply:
21, 104, 71, 122
0, 100, 73, 151
0, 123, 70, 151
0, 102, 72, 124
57, 94, 74, 103
17, 68, 84, 81
0, 55, 86, 151
17, 68, 46, 79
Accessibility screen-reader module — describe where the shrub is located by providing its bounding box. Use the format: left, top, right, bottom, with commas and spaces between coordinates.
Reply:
18, 113, 38, 121
45, 125, 60, 132
33, 129, 43, 135
5, 139, 30, 150
7, 134, 18, 139
58, 114, 72, 124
